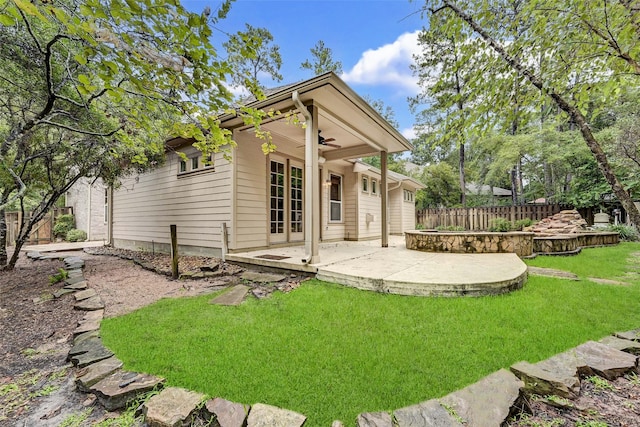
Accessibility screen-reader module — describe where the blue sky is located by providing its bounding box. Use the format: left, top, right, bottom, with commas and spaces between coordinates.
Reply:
184, 0, 426, 139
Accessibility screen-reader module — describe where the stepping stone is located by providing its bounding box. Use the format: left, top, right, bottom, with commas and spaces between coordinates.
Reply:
66, 275, 87, 286
527, 266, 578, 280
356, 412, 393, 427
74, 319, 101, 336
53, 288, 75, 298
27, 251, 43, 259
394, 400, 461, 427
204, 397, 249, 427
246, 403, 306, 427
599, 336, 640, 355
74, 288, 97, 301
615, 328, 640, 342
143, 387, 205, 427
75, 296, 105, 311
210, 285, 250, 306
511, 350, 588, 398
82, 309, 104, 321
240, 271, 287, 283
574, 340, 638, 380
439, 369, 523, 427
64, 256, 85, 267
74, 329, 100, 345
331, 422, 345, 427
588, 277, 630, 286
91, 371, 165, 411
69, 337, 113, 367
75, 356, 123, 392
64, 281, 88, 290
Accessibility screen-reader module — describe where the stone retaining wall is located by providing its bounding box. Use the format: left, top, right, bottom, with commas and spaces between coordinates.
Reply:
405, 231, 534, 257
533, 232, 620, 255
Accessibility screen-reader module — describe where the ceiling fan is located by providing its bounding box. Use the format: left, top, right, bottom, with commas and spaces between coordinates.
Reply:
318, 130, 341, 148
297, 130, 342, 149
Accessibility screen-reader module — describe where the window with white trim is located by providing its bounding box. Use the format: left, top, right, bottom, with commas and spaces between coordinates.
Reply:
371, 179, 378, 195
362, 176, 368, 193
178, 152, 215, 175
404, 189, 414, 202
329, 174, 342, 222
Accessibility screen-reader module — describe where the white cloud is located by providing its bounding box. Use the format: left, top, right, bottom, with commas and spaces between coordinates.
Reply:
342, 31, 420, 93
401, 126, 417, 140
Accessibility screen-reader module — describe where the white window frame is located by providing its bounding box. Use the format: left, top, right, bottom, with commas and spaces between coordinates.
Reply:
329, 173, 342, 223
178, 152, 215, 176
371, 179, 378, 195
362, 176, 369, 193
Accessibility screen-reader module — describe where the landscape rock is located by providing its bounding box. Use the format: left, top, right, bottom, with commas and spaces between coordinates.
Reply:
574, 341, 638, 380
73, 329, 100, 345
64, 281, 88, 290
91, 371, 165, 411
65, 275, 87, 286
599, 335, 640, 355
331, 421, 345, 427
143, 387, 205, 427
531, 210, 588, 234
394, 400, 462, 426
588, 277, 630, 286
74, 288, 97, 301
240, 271, 287, 283
75, 356, 123, 392
74, 296, 105, 311
209, 285, 249, 306
53, 288, 75, 298
511, 349, 589, 398
81, 309, 104, 321
356, 412, 393, 427
616, 328, 640, 342
246, 403, 306, 427
204, 397, 249, 427
69, 337, 113, 367
439, 369, 523, 427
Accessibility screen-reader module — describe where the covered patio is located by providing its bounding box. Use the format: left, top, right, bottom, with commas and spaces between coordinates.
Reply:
225, 236, 528, 297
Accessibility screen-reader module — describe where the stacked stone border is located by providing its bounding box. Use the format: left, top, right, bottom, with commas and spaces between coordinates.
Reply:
28, 251, 640, 427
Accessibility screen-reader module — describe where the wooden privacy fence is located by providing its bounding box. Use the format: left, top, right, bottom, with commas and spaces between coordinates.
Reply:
5, 207, 73, 246
416, 204, 572, 231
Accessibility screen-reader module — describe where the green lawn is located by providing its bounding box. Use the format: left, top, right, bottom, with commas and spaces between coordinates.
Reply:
100, 243, 640, 426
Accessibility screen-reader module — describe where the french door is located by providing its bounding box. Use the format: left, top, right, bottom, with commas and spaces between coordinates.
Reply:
269, 158, 304, 243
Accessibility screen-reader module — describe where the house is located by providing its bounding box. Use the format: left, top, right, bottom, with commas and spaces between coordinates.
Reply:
109, 73, 422, 263
64, 177, 109, 241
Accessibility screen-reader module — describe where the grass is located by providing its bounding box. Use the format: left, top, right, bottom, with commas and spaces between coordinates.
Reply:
100, 243, 640, 426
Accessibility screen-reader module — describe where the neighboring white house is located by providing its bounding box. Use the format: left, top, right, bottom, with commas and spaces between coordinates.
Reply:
110, 73, 423, 262
65, 177, 109, 241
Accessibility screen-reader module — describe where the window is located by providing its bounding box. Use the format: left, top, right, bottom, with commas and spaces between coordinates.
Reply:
191, 157, 199, 170
329, 174, 342, 222
290, 166, 303, 233
179, 160, 187, 173
362, 176, 369, 193
404, 189, 414, 202
270, 161, 285, 234
178, 152, 214, 175
371, 179, 378, 195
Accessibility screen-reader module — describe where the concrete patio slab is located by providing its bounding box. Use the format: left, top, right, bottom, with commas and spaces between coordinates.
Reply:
226, 237, 528, 297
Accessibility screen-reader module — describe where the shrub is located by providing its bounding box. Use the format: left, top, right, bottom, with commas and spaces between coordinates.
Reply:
53, 214, 75, 238
66, 229, 87, 242
488, 218, 513, 232
514, 218, 536, 231
605, 224, 639, 241
435, 225, 465, 231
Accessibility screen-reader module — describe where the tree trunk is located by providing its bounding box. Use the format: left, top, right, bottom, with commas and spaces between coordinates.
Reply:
0, 206, 7, 267
459, 143, 466, 206
510, 168, 518, 206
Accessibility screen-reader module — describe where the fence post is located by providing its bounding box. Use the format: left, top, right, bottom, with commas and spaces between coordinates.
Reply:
170, 224, 178, 279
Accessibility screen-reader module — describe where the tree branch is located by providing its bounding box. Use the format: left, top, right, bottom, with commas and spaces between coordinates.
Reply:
37, 120, 122, 137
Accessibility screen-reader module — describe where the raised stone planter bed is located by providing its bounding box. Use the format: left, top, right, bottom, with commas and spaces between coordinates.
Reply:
533, 231, 620, 255
405, 230, 534, 257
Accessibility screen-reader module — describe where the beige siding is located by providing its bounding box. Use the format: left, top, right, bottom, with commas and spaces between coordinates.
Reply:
389, 187, 403, 234
402, 187, 417, 232
232, 132, 268, 249
65, 177, 108, 241
113, 147, 232, 255
357, 172, 382, 239
322, 165, 348, 241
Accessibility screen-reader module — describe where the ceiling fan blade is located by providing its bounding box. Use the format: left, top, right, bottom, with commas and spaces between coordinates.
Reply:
324, 142, 342, 148
323, 137, 336, 143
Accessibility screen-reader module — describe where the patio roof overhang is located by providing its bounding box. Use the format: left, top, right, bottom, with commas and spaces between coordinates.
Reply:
218, 72, 413, 160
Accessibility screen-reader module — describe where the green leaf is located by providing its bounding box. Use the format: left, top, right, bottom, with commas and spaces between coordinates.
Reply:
74, 54, 87, 66
0, 13, 15, 26
78, 74, 91, 85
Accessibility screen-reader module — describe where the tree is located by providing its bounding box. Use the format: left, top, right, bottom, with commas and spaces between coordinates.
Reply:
415, 162, 461, 209
360, 96, 406, 173
0, 0, 266, 270
300, 40, 343, 75
422, 0, 640, 228
224, 24, 282, 96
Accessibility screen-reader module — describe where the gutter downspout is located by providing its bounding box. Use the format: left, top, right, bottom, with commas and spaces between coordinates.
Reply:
292, 91, 319, 264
